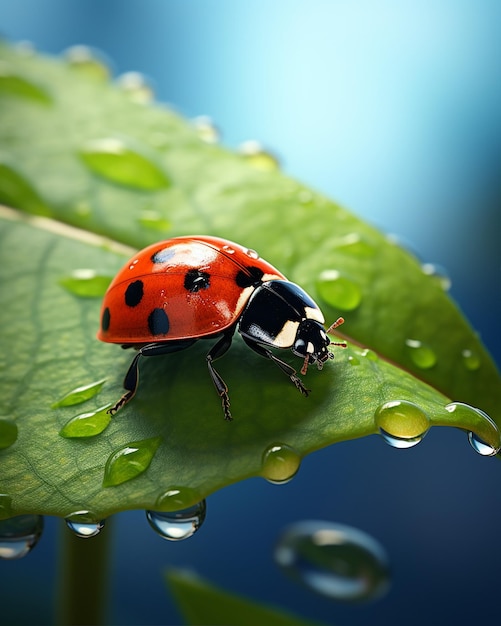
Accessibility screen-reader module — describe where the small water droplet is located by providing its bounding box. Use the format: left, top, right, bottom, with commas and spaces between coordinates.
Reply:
0, 63, 52, 104
245, 248, 259, 259
261, 444, 301, 484
360, 348, 378, 361
59, 269, 112, 298
222, 245, 236, 254
316, 270, 362, 311
192, 116, 220, 144
405, 339, 437, 369
375, 400, 430, 449
238, 140, 280, 171
103, 436, 162, 487
63, 45, 111, 80
461, 348, 481, 371
79, 137, 170, 190
51, 379, 106, 409
333, 233, 376, 257
275, 521, 390, 602
0, 419, 18, 449
421, 263, 451, 291
59, 404, 112, 438
115, 71, 155, 103
138, 210, 171, 232
65, 511, 105, 538
146, 500, 206, 541
0, 495, 14, 520
348, 355, 360, 366
445, 402, 500, 456
0, 160, 51, 215
0, 515, 44, 560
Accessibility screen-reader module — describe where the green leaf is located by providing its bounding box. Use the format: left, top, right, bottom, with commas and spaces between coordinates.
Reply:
165, 569, 327, 626
0, 42, 500, 520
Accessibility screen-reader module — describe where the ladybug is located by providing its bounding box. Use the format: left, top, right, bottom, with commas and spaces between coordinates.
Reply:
97, 236, 346, 421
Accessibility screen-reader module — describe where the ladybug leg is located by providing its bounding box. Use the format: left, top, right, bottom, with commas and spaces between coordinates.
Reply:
206, 330, 235, 421
242, 338, 311, 397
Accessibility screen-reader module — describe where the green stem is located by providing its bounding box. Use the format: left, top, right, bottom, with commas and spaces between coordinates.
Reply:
56, 519, 112, 626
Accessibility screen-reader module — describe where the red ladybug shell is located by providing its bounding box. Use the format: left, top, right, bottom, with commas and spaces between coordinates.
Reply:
97, 236, 285, 344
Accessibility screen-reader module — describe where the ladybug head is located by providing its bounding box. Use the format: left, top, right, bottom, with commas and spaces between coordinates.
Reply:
292, 317, 346, 375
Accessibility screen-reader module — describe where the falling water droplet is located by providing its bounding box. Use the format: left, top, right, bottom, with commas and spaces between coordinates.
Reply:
59, 404, 113, 438
375, 400, 430, 449
461, 348, 481, 371
238, 140, 280, 171
0, 63, 52, 104
51, 379, 106, 409
192, 116, 220, 144
65, 511, 105, 538
275, 521, 390, 602
333, 233, 376, 258
79, 137, 170, 190
146, 500, 206, 541
445, 402, 500, 456
316, 270, 362, 311
63, 45, 111, 80
138, 210, 171, 232
0, 515, 44, 560
421, 263, 451, 291
116, 71, 155, 103
59, 269, 112, 298
405, 339, 437, 369
102, 437, 162, 487
0, 160, 51, 216
261, 444, 301, 484
0, 419, 18, 449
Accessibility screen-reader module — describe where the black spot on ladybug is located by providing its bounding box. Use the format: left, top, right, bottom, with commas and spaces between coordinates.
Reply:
235, 266, 265, 288
151, 247, 176, 264
184, 269, 211, 293
101, 307, 111, 332
148, 308, 170, 336
125, 280, 144, 307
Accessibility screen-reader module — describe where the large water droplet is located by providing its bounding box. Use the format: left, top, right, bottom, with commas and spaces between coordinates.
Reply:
59, 404, 112, 438
116, 72, 155, 103
146, 500, 206, 541
79, 137, 170, 190
445, 402, 500, 456
405, 339, 437, 369
461, 348, 481, 371
316, 270, 362, 311
275, 521, 390, 602
192, 116, 220, 144
0, 63, 52, 104
138, 210, 171, 232
0, 419, 18, 449
65, 511, 105, 538
238, 140, 280, 171
261, 444, 301, 484
102, 437, 162, 487
63, 45, 111, 80
375, 400, 430, 449
51, 379, 106, 408
421, 263, 451, 291
59, 269, 112, 298
0, 515, 44, 560
0, 160, 51, 215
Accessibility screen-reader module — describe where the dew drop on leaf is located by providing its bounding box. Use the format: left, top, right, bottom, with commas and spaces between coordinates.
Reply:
51, 379, 106, 408
79, 137, 170, 190
238, 140, 280, 171
0, 63, 52, 104
0, 160, 51, 216
316, 270, 362, 311
360, 348, 378, 362
102, 437, 162, 487
116, 71, 155, 104
155, 487, 203, 512
404, 339, 437, 369
333, 233, 376, 258
261, 443, 301, 484
65, 511, 105, 538
0, 419, 18, 449
59, 269, 112, 298
445, 402, 500, 456
62, 45, 111, 80
191, 115, 220, 144
274, 521, 390, 602
146, 500, 206, 541
421, 262, 451, 291
59, 404, 112, 438
0, 515, 44, 560
461, 348, 481, 371
375, 400, 430, 449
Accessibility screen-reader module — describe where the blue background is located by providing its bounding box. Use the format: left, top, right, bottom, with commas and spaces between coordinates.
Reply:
1, 1, 500, 625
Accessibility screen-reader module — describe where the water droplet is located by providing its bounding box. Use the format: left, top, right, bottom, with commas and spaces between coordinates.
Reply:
0, 495, 14, 520
375, 400, 430, 449
333, 233, 376, 258
115, 71, 155, 103
222, 245, 236, 254
59, 404, 112, 438
65, 511, 105, 538
445, 402, 500, 456
405, 339, 437, 369
238, 140, 280, 171
0, 63, 52, 104
421, 263, 451, 291
0, 160, 51, 215
0, 515, 44, 560
348, 355, 360, 366
59, 269, 112, 298
146, 500, 206, 541
63, 45, 111, 80
102, 436, 162, 487
155, 487, 203, 512
261, 444, 301, 484
386, 233, 422, 261
461, 348, 481, 371
79, 137, 170, 190
360, 348, 378, 361
0, 419, 18, 449
192, 116, 220, 144
51, 379, 106, 409
316, 270, 362, 311
138, 210, 171, 232
245, 248, 259, 259
275, 521, 390, 602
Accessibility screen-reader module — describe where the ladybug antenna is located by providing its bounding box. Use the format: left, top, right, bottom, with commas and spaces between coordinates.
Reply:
327, 317, 347, 349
